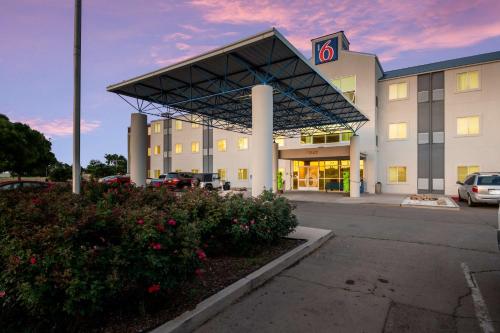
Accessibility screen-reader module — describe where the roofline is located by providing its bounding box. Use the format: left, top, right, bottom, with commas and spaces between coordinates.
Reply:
107, 27, 367, 122
107, 28, 278, 91
310, 30, 345, 42
379, 51, 500, 81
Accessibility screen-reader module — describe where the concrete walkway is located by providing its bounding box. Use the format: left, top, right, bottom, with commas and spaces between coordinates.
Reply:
283, 190, 408, 205
195, 201, 500, 332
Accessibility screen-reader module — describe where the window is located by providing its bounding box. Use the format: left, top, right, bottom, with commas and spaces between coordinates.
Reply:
301, 130, 353, 144
237, 137, 248, 150
388, 166, 407, 184
191, 141, 200, 153
147, 169, 151, 178
191, 115, 200, 128
457, 71, 479, 92
332, 75, 356, 103
147, 126, 151, 135
388, 123, 408, 140
217, 168, 226, 181
457, 166, 479, 182
192, 169, 199, 174
389, 82, 408, 100
147, 147, 151, 156
457, 116, 479, 136
238, 168, 248, 180
217, 139, 227, 152
175, 143, 183, 154
464, 175, 476, 186
175, 120, 183, 130
154, 169, 161, 178
153, 122, 161, 133
275, 137, 285, 147
175, 169, 182, 172
154, 145, 161, 155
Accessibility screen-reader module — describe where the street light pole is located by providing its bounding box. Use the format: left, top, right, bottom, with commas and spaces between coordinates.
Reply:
72, 0, 81, 194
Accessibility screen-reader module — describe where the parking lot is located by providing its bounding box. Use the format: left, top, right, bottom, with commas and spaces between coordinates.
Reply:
197, 201, 500, 332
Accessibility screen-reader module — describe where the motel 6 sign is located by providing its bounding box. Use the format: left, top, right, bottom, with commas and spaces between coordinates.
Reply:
315, 37, 338, 65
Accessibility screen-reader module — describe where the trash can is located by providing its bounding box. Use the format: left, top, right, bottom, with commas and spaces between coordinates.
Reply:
375, 181, 382, 194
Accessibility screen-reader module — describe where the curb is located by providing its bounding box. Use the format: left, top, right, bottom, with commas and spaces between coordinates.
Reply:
150, 226, 333, 333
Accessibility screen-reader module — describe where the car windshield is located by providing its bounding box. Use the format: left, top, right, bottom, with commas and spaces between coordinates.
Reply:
477, 175, 500, 185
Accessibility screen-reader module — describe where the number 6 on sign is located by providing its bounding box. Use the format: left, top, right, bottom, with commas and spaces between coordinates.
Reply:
315, 37, 338, 65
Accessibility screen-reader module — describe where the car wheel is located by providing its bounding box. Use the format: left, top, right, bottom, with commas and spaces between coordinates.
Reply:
467, 194, 475, 207
205, 183, 213, 191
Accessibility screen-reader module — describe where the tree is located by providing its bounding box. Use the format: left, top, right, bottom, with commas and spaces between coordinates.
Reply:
104, 154, 127, 175
48, 162, 72, 182
0, 114, 56, 180
85, 159, 111, 179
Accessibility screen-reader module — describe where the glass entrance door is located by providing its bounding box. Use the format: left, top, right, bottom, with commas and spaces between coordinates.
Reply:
298, 165, 319, 190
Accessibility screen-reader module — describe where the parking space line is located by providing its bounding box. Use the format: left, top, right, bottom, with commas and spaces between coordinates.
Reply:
461, 262, 495, 333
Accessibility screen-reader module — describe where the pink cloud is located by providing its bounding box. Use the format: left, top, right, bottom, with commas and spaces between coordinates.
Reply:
175, 42, 191, 51
17, 118, 101, 137
163, 32, 192, 42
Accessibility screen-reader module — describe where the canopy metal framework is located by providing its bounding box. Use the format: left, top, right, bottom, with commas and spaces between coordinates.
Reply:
107, 28, 368, 137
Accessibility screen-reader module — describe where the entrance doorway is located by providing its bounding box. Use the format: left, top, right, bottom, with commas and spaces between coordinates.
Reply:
298, 165, 319, 190
292, 160, 364, 191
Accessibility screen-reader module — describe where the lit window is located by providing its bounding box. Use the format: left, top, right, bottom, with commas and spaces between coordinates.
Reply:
175, 169, 182, 172
237, 137, 248, 150
275, 137, 285, 147
389, 82, 408, 100
217, 139, 227, 152
341, 131, 353, 142
238, 168, 248, 180
154, 145, 161, 155
457, 71, 479, 92
191, 141, 200, 153
217, 168, 226, 181
332, 75, 356, 103
192, 169, 199, 174
175, 143, 183, 154
147, 126, 151, 135
388, 167, 407, 184
457, 166, 479, 182
154, 170, 161, 178
191, 116, 200, 128
388, 123, 408, 140
300, 130, 352, 144
457, 116, 479, 136
147, 169, 151, 178
175, 120, 183, 130
153, 122, 161, 133
147, 147, 151, 156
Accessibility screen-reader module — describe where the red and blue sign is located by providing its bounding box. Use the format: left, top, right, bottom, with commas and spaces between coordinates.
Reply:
315, 37, 338, 65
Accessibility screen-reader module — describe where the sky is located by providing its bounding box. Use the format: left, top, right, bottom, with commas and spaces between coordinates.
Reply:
1, 0, 500, 166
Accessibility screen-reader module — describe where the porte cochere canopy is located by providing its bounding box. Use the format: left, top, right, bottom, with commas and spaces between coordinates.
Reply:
107, 28, 368, 137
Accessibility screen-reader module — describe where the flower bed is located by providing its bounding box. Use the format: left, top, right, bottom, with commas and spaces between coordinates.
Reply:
0, 182, 297, 332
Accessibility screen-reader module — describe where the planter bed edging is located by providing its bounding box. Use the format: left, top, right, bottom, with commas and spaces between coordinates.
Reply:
150, 226, 333, 333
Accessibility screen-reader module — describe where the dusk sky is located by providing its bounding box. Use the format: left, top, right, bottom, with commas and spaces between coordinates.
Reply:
2, 0, 500, 166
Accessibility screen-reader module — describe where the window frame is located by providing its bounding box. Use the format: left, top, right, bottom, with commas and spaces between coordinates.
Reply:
388, 82, 409, 101
217, 139, 227, 152
331, 75, 356, 104
237, 137, 249, 150
191, 141, 200, 153
153, 122, 161, 134
387, 122, 409, 141
387, 166, 407, 184
238, 168, 249, 180
154, 145, 161, 155
457, 165, 480, 183
174, 143, 183, 154
456, 70, 480, 93
456, 115, 480, 137
175, 120, 183, 130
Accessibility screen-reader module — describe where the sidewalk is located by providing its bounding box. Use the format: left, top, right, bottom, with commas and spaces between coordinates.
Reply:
283, 191, 408, 205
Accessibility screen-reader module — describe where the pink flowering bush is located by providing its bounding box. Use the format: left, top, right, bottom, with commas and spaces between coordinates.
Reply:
0, 182, 296, 331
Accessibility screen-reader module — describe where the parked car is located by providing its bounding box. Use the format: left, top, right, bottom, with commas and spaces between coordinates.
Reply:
99, 175, 130, 185
0, 180, 53, 191
457, 172, 500, 206
193, 173, 222, 190
152, 172, 195, 190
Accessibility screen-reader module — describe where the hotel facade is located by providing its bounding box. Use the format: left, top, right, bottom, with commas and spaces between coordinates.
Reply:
127, 31, 500, 196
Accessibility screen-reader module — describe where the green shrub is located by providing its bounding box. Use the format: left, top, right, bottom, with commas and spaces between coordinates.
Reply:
0, 183, 297, 330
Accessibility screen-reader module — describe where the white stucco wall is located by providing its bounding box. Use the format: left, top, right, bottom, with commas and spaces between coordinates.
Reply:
444, 61, 500, 195
377, 76, 418, 194
170, 120, 203, 173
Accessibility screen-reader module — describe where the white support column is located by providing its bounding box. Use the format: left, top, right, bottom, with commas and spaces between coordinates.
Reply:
350, 134, 360, 198
251, 84, 273, 197
272, 142, 279, 193
130, 113, 147, 187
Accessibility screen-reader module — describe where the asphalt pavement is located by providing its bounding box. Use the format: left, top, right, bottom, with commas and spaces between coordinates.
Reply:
196, 200, 500, 333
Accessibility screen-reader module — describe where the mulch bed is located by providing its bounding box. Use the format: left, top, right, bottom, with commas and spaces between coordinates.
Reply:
94, 238, 304, 333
